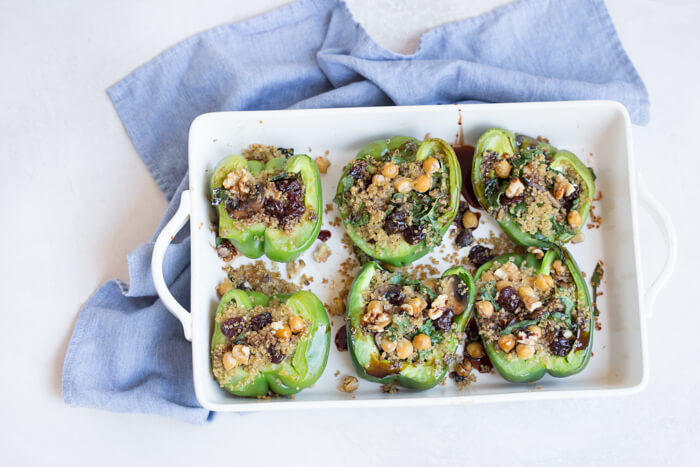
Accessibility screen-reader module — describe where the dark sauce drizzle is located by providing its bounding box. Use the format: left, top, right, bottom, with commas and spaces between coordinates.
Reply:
452, 144, 480, 209
335, 325, 348, 352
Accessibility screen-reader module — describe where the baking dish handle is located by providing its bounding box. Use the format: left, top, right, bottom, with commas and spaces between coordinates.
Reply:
637, 175, 677, 319
152, 190, 192, 341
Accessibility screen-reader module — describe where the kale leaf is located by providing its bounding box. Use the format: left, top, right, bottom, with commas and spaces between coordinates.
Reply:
415, 319, 444, 344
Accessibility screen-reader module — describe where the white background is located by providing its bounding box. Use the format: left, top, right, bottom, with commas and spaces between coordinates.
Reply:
0, 0, 697, 465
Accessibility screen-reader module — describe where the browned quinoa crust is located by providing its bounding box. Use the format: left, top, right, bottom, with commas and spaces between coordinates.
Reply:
224, 261, 299, 296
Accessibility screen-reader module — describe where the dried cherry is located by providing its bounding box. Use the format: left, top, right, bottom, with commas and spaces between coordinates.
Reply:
468, 245, 494, 267
220, 317, 244, 338
497, 286, 520, 313
249, 312, 272, 331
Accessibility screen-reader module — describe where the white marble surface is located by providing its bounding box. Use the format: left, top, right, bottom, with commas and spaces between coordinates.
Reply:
0, 0, 697, 465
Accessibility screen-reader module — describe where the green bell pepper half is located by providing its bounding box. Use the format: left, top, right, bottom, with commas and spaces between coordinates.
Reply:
472, 128, 595, 249
346, 261, 475, 390
210, 153, 322, 262
211, 288, 330, 397
334, 136, 461, 267
474, 249, 593, 383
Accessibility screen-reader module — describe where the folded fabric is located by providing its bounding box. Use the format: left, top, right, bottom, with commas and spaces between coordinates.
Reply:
62, 0, 649, 424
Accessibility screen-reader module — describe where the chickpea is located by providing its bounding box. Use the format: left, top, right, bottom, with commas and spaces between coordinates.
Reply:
275, 325, 292, 341
231, 345, 250, 365
381, 336, 397, 353
222, 352, 237, 370
422, 157, 440, 174
475, 300, 494, 318
466, 342, 485, 359
527, 325, 543, 340
405, 296, 427, 316
495, 160, 512, 178
413, 174, 432, 193
568, 210, 582, 228
413, 333, 431, 351
394, 177, 412, 194
381, 162, 399, 178
372, 174, 386, 185
462, 211, 478, 229
289, 315, 305, 334
495, 280, 511, 292
534, 274, 554, 292
516, 343, 535, 359
396, 339, 414, 359
498, 334, 516, 353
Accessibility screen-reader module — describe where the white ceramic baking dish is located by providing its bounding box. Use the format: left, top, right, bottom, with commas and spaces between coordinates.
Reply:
152, 102, 676, 412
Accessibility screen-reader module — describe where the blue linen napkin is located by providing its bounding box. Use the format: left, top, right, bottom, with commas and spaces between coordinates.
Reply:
62, 0, 649, 424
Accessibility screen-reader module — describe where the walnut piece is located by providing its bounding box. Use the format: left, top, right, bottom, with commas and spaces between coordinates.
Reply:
313, 243, 331, 263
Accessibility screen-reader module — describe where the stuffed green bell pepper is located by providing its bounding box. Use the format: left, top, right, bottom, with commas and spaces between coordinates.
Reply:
211, 288, 330, 397
346, 261, 475, 390
334, 136, 461, 267
210, 145, 322, 262
473, 249, 593, 383
472, 129, 595, 249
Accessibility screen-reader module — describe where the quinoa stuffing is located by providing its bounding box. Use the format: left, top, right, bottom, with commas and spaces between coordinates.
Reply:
211, 144, 313, 232
334, 137, 460, 266
212, 299, 310, 388
482, 148, 587, 238
224, 261, 299, 296
357, 269, 470, 367
474, 130, 596, 247
211, 263, 330, 397
474, 255, 591, 362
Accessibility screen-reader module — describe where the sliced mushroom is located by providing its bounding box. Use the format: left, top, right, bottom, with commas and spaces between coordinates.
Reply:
522, 177, 561, 209
373, 284, 404, 305
439, 275, 469, 315
225, 183, 265, 219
